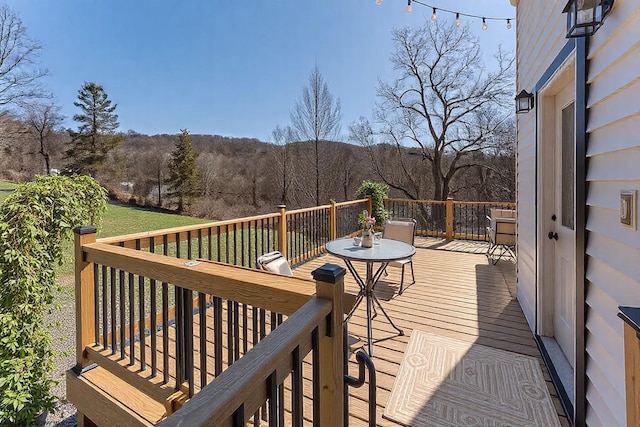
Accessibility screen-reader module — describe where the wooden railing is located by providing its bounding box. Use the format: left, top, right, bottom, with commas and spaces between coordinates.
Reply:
69, 196, 513, 426
98, 199, 369, 268
385, 198, 515, 241
71, 225, 347, 426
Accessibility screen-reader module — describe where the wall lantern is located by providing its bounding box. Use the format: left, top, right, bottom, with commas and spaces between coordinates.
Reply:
515, 90, 534, 114
562, 0, 614, 38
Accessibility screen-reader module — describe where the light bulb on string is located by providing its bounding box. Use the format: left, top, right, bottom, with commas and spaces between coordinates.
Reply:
482, 18, 488, 30
431, 8, 437, 21
375, 0, 382, 4
406, 0, 412, 14
506, 19, 512, 29
455, 13, 461, 27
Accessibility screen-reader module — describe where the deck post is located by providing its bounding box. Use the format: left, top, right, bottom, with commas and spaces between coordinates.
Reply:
277, 204, 287, 257
330, 200, 337, 240
74, 226, 97, 368
446, 197, 454, 241
73, 226, 98, 427
312, 264, 346, 427
367, 196, 373, 219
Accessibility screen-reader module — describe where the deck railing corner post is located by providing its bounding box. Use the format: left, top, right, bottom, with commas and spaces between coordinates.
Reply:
446, 197, 454, 241
74, 225, 97, 368
330, 200, 337, 240
312, 263, 346, 427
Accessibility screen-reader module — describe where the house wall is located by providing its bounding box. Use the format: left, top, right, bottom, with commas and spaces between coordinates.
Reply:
514, 1, 640, 426
583, 1, 640, 425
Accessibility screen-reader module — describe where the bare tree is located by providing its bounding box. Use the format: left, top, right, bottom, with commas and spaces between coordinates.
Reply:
0, 4, 48, 108
269, 124, 296, 205
350, 20, 514, 201
21, 101, 63, 175
290, 65, 342, 206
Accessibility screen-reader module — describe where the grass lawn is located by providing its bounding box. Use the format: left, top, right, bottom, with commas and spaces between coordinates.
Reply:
58, 202, 212, 278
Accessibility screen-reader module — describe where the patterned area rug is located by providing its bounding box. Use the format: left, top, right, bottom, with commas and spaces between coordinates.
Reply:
384, 330, 560, 427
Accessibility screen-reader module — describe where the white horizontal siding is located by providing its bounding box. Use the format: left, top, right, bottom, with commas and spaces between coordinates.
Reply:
585, 1, 640, 425
588, 114, 640, 156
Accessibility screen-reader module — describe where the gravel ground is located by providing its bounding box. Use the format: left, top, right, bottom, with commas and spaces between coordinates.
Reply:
44, 278, 78, 427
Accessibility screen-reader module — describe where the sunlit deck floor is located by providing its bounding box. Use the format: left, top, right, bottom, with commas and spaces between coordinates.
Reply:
294, 238, 569, 427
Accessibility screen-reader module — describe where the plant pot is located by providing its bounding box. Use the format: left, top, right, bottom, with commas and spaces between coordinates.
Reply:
34, 409, 48, 427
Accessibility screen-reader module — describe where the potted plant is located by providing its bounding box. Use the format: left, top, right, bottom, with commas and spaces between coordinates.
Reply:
0, 176, 106, 425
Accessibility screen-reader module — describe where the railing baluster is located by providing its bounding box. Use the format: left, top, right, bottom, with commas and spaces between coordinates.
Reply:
102, 265, 109, 349
94, 264, 99, 345
292, 345, 302, 427
312, 326, 320, 427
214, 296, 223, 375
136, 239, 146, 370
150, 237, 157, 377
234, 300, 240, 361
119, 267, 125, 360
185, 289, 194, 397
162, 235, 170, 384
128, 270, 135, 366
199, 292, 207, 388
110, 267, 116, 354
175, 285, 183, 387
187, 230, 192, 260
242, 303, 248, 355
268, 370, 278, 427
207, 227, 212, 261
227, 299, 234, 366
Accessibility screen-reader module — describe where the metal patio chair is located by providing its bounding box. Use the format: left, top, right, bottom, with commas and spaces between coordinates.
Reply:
382, 218, 417, 295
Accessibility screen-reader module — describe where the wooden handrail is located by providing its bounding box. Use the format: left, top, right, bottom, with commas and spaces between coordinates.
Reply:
157, 297, 332, 426
83, 242, 316, 316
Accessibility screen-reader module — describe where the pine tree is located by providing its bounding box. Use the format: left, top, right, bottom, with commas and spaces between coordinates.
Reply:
167, 129, 201, 213
65, 82, 122, 176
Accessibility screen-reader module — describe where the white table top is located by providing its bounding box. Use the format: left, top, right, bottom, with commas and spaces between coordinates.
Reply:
326, 238, 415, 263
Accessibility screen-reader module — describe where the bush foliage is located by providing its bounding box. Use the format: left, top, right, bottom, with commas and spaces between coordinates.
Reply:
355, 180, 389, 227
0, 175, 106, 425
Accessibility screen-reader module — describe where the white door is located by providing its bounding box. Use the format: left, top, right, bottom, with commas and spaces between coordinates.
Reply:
552, 83, 576, 368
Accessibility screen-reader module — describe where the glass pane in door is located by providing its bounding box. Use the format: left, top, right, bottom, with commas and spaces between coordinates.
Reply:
561, 102, 575, 230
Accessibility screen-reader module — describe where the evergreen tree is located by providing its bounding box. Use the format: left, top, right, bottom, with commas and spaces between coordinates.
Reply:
167, 129, 201, 213
65, 82, 122, 176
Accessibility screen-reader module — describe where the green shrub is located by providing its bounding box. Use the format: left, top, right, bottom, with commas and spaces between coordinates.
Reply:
355, 181, 390, 227
0, 176, 106, 425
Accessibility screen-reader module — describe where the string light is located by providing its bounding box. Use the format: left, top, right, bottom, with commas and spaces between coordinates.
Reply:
385, 0, 514, 30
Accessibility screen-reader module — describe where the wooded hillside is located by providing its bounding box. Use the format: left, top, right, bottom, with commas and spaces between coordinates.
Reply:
0, 116, 514, 220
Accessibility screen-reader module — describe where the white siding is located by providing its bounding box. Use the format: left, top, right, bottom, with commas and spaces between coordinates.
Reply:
514, 0, 567, 330
585, 1, 640, 424
515, 0, 640, 425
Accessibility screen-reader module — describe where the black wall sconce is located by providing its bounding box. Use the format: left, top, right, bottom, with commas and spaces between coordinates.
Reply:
562, 0, 614, 38
515, 90, 534, 114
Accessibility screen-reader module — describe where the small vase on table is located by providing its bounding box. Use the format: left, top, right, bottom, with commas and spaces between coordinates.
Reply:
361, 230, 374, 248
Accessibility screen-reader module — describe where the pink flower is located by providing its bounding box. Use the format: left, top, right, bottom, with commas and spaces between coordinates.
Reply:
367, 217, 376, 225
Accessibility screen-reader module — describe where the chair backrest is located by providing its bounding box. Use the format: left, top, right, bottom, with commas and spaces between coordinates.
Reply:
256, 251, 293, 276
383, 218, 417, 245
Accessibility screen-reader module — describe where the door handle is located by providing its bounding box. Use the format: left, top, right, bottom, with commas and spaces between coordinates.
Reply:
548, 231, 558, 240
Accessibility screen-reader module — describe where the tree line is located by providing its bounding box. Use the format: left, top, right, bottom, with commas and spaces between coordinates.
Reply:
0, 3, 515, 220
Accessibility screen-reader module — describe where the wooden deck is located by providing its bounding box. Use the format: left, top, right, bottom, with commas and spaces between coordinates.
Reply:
71, 238, 569, 426
294, 238, 570, 427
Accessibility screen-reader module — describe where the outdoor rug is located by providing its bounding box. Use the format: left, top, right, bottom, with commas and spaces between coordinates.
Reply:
383, 330, 560, 427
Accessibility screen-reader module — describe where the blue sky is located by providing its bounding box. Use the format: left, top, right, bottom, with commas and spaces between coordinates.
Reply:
7, 0, 515, 141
